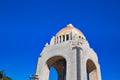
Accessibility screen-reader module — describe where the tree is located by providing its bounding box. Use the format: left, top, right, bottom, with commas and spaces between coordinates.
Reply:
0, 70, 12, 80
0, 70, 4, 79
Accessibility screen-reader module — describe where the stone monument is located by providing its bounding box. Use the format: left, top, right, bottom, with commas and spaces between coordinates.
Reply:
35, 24, 101, 80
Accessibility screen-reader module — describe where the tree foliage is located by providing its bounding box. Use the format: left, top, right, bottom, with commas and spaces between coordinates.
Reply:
0, 70, 12, 80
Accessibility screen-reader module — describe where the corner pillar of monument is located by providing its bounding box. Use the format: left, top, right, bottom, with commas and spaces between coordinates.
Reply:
72, 46, 87, 80
96, 63, 102, 80
80, 53, 87, 80
35, 56, 50, 80
66, 46, 77, 80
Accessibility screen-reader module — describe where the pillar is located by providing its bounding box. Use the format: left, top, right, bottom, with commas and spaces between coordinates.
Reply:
65, 34, 66, 41
61, 35, 63, 42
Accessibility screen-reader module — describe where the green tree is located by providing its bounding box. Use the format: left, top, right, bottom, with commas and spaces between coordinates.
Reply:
0, 70, 12, 80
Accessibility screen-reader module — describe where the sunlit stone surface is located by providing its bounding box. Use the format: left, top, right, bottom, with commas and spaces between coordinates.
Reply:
35, 24, 102, 80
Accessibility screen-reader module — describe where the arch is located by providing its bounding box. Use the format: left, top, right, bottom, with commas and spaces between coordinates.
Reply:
86, 59, 98, 80
46, 56, 67, 80
49, 66, 58, 80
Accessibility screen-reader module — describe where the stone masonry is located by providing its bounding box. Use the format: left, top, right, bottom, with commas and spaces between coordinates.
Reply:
35, 24, 102, 80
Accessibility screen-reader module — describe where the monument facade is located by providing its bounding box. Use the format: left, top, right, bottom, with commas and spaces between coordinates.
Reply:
35, 24, 101, 80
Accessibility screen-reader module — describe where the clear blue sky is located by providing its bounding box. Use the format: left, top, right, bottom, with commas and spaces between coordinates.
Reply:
0, 0, 120, 80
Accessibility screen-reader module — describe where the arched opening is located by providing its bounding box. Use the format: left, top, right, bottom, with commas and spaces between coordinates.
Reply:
86, 59, 98, 80
47, 56, 67, 80
79, 36, 81, 39
66, 34, 69, 41
49, 67, 58, 80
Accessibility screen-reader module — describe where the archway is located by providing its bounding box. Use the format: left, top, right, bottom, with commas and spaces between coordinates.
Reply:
49, 67, 58, 80
86, 59, 98, 80
47, 56, 67, 80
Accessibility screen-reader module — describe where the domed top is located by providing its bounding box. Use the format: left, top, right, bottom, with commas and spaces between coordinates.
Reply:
56, 24, 85, 39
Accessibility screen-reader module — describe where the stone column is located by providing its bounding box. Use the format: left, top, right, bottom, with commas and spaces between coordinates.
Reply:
96, 64, 102, 80
73, 46, 86, 80
80, 58, 86, 80
36, 60, 50, 80
63, 35, 65, 42
58, 36, 60, 43
55, 37, 57, 44
61, 35, 63, 42
69, 34, 70, 40
66, 47, 78, 80
65, 34, 66, 42
42, 64, 49, 80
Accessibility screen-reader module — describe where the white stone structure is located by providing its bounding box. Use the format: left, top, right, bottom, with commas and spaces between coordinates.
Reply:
35, 24, 102, 80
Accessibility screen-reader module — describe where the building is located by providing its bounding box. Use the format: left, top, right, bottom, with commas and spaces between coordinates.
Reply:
34, 24, 101, 80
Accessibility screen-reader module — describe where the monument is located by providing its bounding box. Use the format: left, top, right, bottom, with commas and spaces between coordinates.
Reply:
34, 24, 101, 80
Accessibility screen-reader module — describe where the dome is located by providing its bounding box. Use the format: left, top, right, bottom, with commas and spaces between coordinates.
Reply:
56, 24, 85, 39
50, 24, 86, 45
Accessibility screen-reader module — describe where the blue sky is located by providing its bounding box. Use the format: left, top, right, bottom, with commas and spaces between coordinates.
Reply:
0, 0, 120, 80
